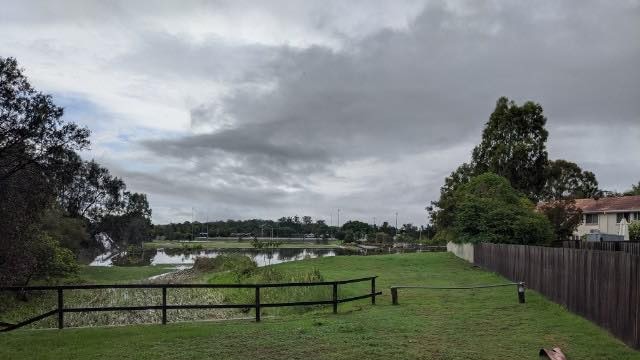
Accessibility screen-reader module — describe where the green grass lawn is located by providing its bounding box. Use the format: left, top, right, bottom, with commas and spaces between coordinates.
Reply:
1, 253, 638, 359
144, 239, 340, 249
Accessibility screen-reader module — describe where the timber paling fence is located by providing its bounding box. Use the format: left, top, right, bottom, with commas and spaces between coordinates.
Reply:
0, 276, 380, 332
474, 243, 640, 349
562, 240, 640, 256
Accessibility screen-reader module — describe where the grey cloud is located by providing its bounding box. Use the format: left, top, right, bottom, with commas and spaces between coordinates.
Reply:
145, 0, 640, 165
132, 1, 640, 223
6, 0, 638, 224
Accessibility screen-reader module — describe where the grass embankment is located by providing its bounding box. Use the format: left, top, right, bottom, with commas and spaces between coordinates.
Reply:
144, 240, 339, 249
2, 253, 639, 359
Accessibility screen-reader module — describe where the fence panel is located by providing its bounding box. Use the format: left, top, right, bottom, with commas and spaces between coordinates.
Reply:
474, 243, 640, 349
562, 241, 640, 256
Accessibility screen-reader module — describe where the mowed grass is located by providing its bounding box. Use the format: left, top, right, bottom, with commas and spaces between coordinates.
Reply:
144, 239, 339, 249
1, 253, 638, 360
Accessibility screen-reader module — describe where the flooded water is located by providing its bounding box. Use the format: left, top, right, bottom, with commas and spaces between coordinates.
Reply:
90, 247, 338, 267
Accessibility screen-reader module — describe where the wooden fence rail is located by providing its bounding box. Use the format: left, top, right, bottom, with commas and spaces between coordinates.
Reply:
389, 282, 526, 305
474, 243, 640, 349
0, 276, 381, 331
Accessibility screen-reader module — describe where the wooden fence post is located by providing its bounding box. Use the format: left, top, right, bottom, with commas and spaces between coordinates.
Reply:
371, 277, 376, 305
391, 287, 398, 305
162, 287, 167, 324
255, 286, 261, 322
517, 282, 525, 304
57, 288, 64, 329
332, 283, 338, 314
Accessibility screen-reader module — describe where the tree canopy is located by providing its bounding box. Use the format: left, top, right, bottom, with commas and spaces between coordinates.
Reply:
541, 159, 599, 200
624, 181, 640, 196
471, 97, 549, 200
430, 97, 599, 244
451, 173, 553, 245
0, 57, 152, 285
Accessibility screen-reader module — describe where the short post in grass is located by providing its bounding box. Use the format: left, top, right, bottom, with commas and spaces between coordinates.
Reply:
161, 286, 167, 325
57, 288, 64, 329
517, 282, 525, 304
391, 287, 398, 305
332, 282, 338, 314
371, 277, 376, 305
255, 286, 261, 322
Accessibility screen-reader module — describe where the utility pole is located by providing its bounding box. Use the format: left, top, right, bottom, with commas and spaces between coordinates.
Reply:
337, 208, 340, 228
395, 212, 398, 236
191, 207, 194, 241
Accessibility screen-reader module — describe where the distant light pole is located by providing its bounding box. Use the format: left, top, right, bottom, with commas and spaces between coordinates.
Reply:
337, 208, 340, 228
330, 213, 333, 238
191, 207, 195, 241
260, 224, 274, 241
395, 212, 398, 236
424, 206, 431, 241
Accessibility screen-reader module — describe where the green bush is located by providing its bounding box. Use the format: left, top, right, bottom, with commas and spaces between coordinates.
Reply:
630, 222, 640, 241
31, 233, 79, 282
452, 173, 554, 245
343, 230, 355, 243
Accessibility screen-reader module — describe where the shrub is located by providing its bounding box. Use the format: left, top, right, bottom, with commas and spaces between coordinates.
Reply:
630, 222, 640, 241
452, 173, 554, 245
344, 230, 355, 243
538, 199, 583, 241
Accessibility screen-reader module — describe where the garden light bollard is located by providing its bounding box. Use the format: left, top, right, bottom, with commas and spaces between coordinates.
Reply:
391, 287, 398, 305
517, 282, 526, 304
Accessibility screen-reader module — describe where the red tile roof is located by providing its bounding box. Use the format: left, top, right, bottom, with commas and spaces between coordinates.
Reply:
574, 195, 640, 213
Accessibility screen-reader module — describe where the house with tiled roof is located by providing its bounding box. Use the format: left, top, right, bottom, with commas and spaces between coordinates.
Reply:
574, 195, 640, 240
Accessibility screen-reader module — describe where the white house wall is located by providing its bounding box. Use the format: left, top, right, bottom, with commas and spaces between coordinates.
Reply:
575, 213, 630, 240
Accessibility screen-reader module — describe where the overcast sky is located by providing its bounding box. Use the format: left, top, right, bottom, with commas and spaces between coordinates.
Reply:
2, 0, 639, 225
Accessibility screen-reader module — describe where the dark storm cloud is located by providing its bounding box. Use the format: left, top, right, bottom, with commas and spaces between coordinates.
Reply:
142, 0, 639, 182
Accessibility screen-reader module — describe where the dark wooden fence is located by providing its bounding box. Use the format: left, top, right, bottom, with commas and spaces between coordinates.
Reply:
474, 243, 640, 349
0, 276, 380, 332
562, 240, 640, 256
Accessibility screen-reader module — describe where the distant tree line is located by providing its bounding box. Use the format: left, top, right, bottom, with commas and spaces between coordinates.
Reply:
429, 97, 639, 245
0, 57, 152, 286
153, 216, 436, 244
153, 216, 333, 240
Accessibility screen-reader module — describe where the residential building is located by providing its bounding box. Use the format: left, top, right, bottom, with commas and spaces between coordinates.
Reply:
574, 195, 640, 240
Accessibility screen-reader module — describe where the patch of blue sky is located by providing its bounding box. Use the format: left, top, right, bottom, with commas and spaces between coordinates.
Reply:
52, 92, 109, 130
